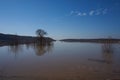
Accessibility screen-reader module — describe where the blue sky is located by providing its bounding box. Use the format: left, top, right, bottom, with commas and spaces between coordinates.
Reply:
0, 0, 120, 39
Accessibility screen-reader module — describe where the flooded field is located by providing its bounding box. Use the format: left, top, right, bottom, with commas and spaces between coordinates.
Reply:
0, 41, 120, 80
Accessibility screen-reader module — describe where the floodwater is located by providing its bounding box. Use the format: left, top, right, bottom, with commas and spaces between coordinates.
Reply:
0, 41, 120, 80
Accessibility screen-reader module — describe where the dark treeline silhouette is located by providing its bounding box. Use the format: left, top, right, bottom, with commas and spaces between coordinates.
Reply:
0, 33, 55, 46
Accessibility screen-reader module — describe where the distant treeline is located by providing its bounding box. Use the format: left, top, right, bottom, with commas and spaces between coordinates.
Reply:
0, 33, 55, 46
60, 39, 120, 43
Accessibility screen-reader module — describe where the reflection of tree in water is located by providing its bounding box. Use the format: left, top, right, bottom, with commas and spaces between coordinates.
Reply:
89, 42, 114, 63
33, 41, 54, 56
8, 41, 54, 57
8, 44, 22, 57
88, 42, 114, 64
25, 40, 54, 56
102, 42, 113, 64
101, 42, 114, 79
88, 42, 117, 79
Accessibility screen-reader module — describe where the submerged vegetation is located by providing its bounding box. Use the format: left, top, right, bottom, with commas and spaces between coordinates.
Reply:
0, 29, 55, 46
0, 29, 55, 57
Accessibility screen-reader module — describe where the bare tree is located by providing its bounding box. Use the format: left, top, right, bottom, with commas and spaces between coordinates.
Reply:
36, 29, 47, 38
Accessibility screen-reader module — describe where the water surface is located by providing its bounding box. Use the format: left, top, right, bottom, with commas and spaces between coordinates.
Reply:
0, 41, 120, 80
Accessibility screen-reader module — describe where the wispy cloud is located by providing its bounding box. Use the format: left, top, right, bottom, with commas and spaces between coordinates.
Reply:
70, 11, 74, 15
102, 8, 108, 15
70, 8, 108, 16
95, 9, 101, 15
83, 13, 87, 16
77, 12, 87, 16
70, 11, 87, 16
89, 10, 94, 16
77, 12, 82, 16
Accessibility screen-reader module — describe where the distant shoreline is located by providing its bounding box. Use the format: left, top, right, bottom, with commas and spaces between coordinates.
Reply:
1, 33, 120, 47
60, 39, 120, 43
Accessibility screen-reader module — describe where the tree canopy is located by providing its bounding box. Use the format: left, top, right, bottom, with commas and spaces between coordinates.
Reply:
36, 29, 47, 37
